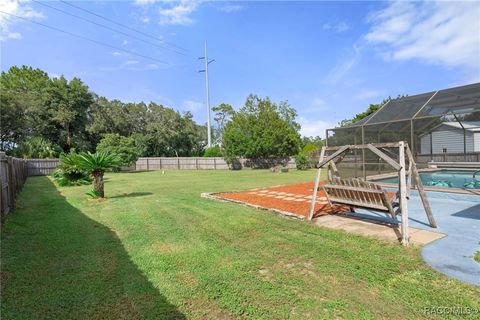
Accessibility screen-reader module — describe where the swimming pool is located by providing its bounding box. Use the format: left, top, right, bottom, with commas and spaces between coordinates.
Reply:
376, 170, 480, 189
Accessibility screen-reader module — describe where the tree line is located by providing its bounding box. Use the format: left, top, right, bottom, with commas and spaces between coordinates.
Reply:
1, 65, 325, 165
1, 66, 206, 159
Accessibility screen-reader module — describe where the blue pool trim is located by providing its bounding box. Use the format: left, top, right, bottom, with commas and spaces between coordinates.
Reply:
346, 190, 480, 285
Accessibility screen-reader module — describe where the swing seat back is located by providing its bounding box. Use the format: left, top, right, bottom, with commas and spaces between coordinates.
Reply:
323, 177, 397, 219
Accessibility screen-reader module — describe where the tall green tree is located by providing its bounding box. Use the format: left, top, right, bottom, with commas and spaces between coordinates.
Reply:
0, 66, 53, 150
212, 103, 235, 144
223, 95, 301, 160
49, 76, 93, 151
96, 133, 147, 166
1, 65, 208, 158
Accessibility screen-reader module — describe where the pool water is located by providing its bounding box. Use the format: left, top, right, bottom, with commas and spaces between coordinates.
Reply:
377, 170, 480, 189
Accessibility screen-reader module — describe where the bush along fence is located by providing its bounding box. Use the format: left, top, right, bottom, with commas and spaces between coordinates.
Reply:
25, 156, 298, 175
0, 152, 28, 224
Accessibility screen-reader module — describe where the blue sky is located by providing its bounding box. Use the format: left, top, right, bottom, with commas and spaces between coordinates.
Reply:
1, 0, 479, 137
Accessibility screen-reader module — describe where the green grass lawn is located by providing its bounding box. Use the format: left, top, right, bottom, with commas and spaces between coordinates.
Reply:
1, 170, 479, 319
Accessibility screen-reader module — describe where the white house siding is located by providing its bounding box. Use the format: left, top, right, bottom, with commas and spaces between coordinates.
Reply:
420, 134, 431, 154
474, 132, 480, 152
431, 128, 474, 153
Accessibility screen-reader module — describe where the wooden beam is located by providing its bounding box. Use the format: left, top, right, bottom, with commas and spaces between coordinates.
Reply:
366, 144, 401, 171
398, 141, 409, 246
405, 155, 413, 199
324, 184, 385, 194
329, 160, 340, 177
317, 146, 349, 169
325, 142, 401, 151
308, 147, 326, 221
405, 146, 437, 228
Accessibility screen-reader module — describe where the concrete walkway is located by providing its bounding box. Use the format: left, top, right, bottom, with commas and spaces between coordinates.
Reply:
344, 190, 480, 286
313, 215, 445, 246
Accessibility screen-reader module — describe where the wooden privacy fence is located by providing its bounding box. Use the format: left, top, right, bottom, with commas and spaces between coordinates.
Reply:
27, 159, 60, 176
135, 157, 297, 170
136, 157, 229, 170
0, 152, 28, 224
23, 157, 296, 174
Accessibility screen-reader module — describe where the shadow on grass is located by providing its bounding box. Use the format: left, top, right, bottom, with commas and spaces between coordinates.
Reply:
108, 192, 154, 199
1, 176, 185, 319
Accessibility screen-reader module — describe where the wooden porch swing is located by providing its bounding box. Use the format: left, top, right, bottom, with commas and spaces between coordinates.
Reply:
307, 142, 437, 246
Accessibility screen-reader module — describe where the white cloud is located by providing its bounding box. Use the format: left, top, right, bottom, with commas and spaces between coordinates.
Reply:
365, 1, 480, 73
112, 51, 122, 56
4, 31, 20, 40
134, 0, 160, 6
134, 1, 206, 26
218, 4, 243, 13
298, 117, 333, 138
325, 45, 361, 83
158, 1, 199, 26
322, 21, 350, 33
0, 0, 43, 41
183, 99, 203, 112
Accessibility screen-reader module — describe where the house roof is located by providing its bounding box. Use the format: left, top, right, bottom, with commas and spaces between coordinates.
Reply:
333, 82, 480, 130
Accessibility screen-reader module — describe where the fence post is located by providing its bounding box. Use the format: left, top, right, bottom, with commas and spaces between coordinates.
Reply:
195, 157, 198, 170
146, 158, 150, 171
213, 158, 216, 170
177, 158, 180, 169
7, 157, 14, 210
0, 152, 5, 223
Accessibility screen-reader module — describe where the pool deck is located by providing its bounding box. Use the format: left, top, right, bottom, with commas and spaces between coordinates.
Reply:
313, 215, 446, 246
349, 190, 480, 286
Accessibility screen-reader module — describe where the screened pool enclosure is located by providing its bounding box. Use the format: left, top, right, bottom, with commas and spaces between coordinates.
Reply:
325, 83, 480, 179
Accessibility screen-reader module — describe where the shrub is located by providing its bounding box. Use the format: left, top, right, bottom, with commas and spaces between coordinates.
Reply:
75, 151, 122, 198
14, 137, 61, 159
301, 143, 320, 156
52, 152, 91, 186
475, 251, 480, 263
96, 133, 146, 167
203, 146, 223, 157
223, 154, 242, 170
294, 154, 309, 170
85, 189, 100, 199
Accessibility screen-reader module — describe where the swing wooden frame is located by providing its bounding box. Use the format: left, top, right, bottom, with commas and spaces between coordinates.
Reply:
307, 142, 437, 246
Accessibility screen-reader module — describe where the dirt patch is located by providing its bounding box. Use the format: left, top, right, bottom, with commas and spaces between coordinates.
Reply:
214, 182, 353, 219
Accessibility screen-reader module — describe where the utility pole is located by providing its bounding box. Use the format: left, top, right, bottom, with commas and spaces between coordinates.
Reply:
198, 40, 215, 148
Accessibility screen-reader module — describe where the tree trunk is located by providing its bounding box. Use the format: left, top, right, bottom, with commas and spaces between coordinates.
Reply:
92, 171, 104, 198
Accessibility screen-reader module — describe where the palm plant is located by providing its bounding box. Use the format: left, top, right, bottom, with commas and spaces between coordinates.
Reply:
75, 151, 121, 198
52, 152, 91, 186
